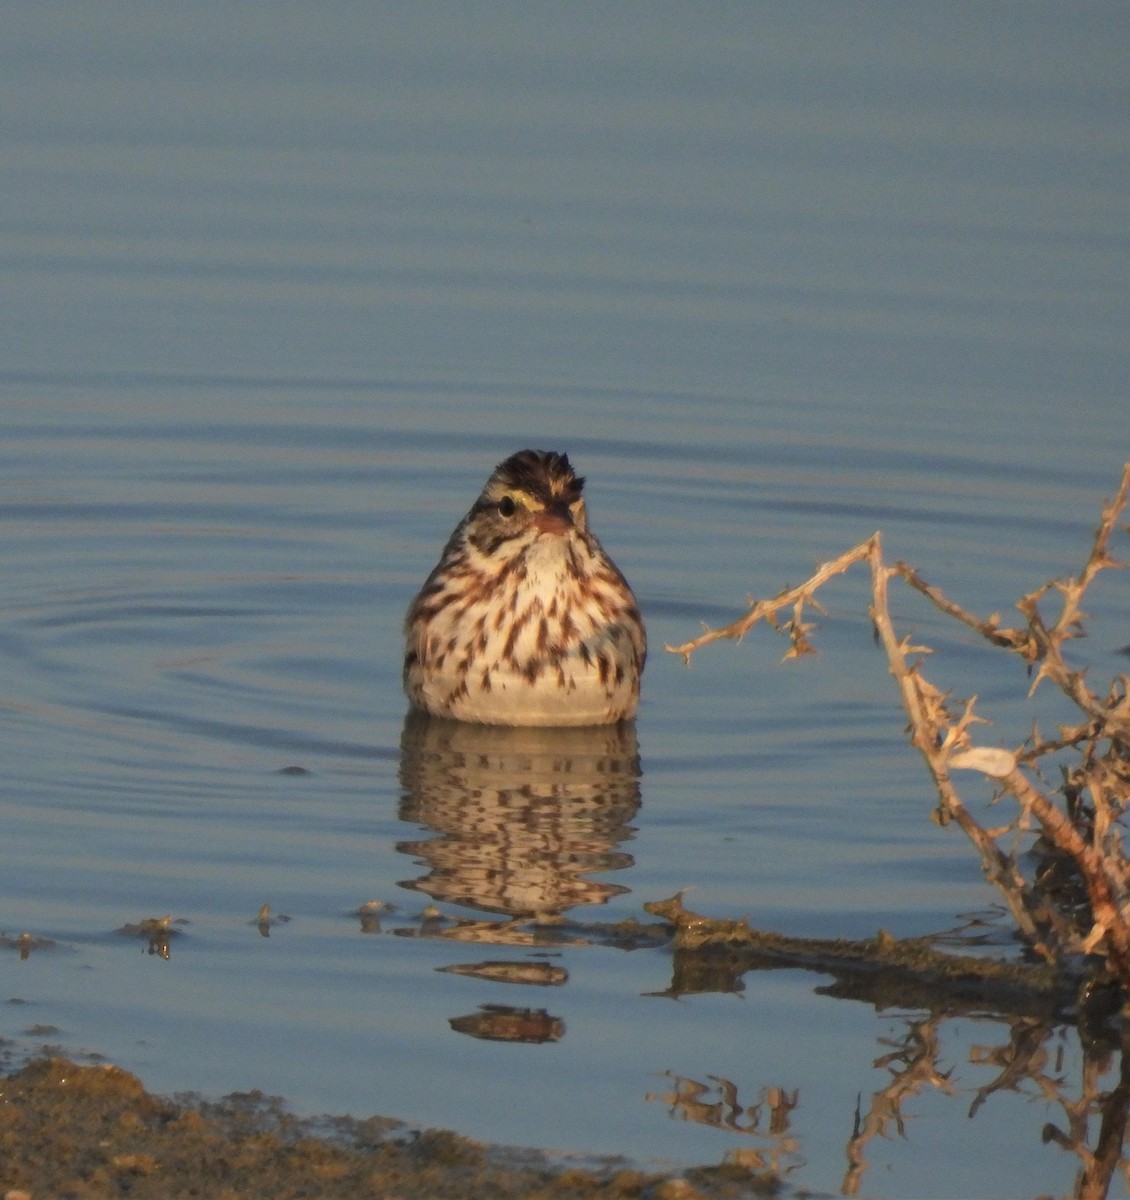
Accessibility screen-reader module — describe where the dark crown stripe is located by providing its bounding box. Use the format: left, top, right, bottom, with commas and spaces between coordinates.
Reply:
493, 449, 585, 505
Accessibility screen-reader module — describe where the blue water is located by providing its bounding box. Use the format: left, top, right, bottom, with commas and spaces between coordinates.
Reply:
2, 7, 1128, 1197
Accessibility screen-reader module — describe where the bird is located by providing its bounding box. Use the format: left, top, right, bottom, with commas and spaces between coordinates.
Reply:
403, 449, 645, 726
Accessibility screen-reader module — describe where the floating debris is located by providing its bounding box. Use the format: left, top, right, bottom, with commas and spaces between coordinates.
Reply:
22, 1023, 61, 1038
253, 905, 291, 937
2, 933, 56, 961
448, 1005, 564, 1044
438, 960, 568, 987
116, 916, 184, 960
353, 900, 395, 934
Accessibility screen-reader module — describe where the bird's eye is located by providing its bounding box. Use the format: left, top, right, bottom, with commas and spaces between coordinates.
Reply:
498, 495, 517, 518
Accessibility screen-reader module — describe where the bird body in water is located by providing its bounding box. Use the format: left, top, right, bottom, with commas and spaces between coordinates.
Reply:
403, 450, 645, 726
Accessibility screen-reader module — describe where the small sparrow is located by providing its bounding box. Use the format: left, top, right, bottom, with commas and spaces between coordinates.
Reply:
404, 450, 645, 725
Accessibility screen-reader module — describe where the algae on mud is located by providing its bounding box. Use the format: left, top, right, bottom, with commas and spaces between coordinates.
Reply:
0, 1056, 784, 1200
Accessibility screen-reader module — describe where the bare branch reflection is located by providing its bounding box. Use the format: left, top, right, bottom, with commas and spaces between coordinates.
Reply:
652, 1007, 1130, 1199
844, 1014, 956, 1195
645, 1072, 804, 1179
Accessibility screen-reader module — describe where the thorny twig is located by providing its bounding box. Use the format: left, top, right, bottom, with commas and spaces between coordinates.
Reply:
667, 464, 1130, 989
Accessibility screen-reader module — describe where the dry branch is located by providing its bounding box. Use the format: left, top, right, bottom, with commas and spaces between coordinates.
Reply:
667, 464, 1130, 994
645, 892, 1066, 1009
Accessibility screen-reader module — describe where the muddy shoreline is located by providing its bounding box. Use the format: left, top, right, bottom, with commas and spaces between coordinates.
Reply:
0, 1055, 784, 1200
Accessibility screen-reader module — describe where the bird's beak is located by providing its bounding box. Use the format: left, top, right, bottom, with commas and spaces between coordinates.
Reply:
532, 503, 573, 535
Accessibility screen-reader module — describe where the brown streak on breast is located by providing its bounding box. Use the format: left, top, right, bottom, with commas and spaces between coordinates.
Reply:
503, 606, 533, 661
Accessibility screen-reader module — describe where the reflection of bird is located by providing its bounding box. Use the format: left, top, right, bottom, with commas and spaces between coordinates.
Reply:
397, 712, 641, 923
403, 450, 646, 726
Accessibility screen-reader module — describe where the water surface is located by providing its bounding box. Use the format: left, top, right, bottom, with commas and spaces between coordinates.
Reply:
2, 7, 1129, 1197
